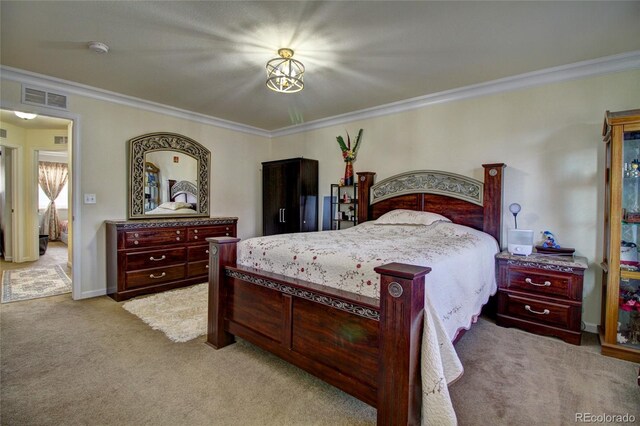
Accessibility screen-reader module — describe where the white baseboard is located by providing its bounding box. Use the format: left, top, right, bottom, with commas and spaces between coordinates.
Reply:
3, 256, 13, 261
76, 288, 107, 300
583, 322, 599, 334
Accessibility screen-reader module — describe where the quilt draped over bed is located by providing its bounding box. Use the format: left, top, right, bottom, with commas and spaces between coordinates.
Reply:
237, 221, 499, 425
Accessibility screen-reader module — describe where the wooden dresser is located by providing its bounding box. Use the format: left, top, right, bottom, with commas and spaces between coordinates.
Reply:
106, 217, 237, 301
496, 251, 588, 345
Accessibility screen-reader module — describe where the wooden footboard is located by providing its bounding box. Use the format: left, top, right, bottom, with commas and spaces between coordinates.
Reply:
207, 237, 430, 425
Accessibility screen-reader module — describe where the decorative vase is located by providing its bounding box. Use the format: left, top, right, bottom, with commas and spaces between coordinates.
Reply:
344, 160, 354, 186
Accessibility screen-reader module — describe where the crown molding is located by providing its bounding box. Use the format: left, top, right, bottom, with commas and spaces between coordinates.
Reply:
0, 66, 271, 138
2, 50, 639, 139
271, 50, 640, 137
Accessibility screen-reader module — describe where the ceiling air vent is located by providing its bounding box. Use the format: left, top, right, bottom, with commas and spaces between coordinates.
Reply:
0, 129, 7, 139
22, 85, 68, 110
54, 136, 68, 145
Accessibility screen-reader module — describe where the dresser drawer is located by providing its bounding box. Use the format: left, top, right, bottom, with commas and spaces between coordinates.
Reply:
125, 247, 186, 270
124, 228, 187, 248
187, 225, 233, 242
187, 260, 209, 278
506, 268, 574, 299
499, 292, 573, 328
125, 264, 186, 289
188, 244, 210, 262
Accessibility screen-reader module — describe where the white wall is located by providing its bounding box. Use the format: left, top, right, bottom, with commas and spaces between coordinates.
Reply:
1, 79, 270, 298
270, 69, 640, 328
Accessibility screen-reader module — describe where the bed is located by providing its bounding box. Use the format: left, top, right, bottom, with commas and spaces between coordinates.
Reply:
59, 219, 69, 245
146, 179, 198, 214
207, 163, 505, 425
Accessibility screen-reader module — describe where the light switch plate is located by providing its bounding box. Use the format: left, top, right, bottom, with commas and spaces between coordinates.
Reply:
84, 193, 96, 204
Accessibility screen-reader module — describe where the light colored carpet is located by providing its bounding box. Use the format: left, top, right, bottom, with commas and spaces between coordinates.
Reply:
122, 283, 207, 342
1, 293, 638, 425
1, 265, 71, 303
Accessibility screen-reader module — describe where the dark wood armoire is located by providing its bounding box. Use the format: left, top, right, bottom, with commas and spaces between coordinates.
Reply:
262, 158, 318, 236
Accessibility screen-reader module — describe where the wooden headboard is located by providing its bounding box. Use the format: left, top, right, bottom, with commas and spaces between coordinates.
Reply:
168, 179, 198, 205
357, 163, 505, 245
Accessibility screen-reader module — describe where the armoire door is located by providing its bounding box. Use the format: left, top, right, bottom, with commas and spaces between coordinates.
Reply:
262, 160, 300, 236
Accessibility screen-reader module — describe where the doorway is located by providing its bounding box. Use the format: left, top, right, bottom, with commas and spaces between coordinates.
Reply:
0, 109, 74, 303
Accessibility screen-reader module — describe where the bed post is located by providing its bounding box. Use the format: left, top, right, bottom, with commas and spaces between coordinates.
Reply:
357, 172, 376, 224
206, 236, 240, 349
374, 262, 431, 426
482, 163, 506, 246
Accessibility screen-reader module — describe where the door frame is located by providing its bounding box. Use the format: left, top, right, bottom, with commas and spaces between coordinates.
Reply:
0, 100, 82, 300
33, 147, 70, 262
0, 143, 20, 261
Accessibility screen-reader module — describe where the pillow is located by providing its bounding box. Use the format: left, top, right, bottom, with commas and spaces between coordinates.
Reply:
375, 209, 451, 226
157, 201, 193, 211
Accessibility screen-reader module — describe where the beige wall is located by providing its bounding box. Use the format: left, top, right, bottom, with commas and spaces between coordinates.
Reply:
0, 122, 68, 261
1, 79, 270, 298
270, 69, 640, 327
3, 69, 639, 326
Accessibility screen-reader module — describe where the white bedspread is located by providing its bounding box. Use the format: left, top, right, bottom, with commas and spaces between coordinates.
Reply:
237, 221, 498, 425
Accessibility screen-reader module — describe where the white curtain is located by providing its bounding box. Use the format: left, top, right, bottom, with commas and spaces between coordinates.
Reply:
38, 161, 68, 241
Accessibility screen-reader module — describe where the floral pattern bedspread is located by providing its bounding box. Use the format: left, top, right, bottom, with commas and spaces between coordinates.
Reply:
237, 221, 499, 425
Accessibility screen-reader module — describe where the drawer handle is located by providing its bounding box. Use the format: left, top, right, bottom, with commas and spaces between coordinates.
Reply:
149, 272, 166, 279
134, 241, 139, 245
176, 237, 181, 241
194, 236, 198, 240
524, 305, 550, 315
226, 227, 229, 230
194, 229, 198, 233
225, 233, 229, 236
149, 255, 166, 261
134, 233, 139, 238
206, 250, 209, 254
205, 265, 209, 269
525, 278, 551, 287
176, 230, 181, 234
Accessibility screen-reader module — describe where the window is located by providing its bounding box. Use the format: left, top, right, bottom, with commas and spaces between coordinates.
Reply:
39, 182, 68, 210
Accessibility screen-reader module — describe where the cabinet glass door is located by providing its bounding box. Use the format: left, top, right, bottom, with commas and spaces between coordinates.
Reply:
618, 130, 640, 349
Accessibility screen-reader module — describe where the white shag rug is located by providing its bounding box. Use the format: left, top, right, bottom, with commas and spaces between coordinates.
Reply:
122, 283, 208, 342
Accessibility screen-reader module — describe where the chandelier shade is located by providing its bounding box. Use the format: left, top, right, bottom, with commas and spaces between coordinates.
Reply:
266, 48, 304, 93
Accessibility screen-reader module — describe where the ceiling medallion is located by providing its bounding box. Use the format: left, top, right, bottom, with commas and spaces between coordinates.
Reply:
266, 48, 304, 93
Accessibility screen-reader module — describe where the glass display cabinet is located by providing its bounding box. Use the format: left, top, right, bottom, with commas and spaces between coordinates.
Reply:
601, 109, 640, 363
330, 184, 358, 230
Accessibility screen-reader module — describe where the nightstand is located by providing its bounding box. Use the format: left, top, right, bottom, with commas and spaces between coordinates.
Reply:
495, 251, 588, 345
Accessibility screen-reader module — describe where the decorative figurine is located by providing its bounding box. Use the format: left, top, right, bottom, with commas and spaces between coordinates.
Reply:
541, 230, 561, 249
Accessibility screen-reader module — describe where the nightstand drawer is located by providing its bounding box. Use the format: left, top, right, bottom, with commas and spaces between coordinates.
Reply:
506, 268, 574, 299
499, 292, 573, 328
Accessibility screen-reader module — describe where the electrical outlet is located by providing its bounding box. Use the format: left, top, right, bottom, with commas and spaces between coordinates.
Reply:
84, 193, 96, 204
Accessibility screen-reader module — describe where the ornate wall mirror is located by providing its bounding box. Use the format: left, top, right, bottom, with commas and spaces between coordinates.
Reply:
128, 132, 210, 219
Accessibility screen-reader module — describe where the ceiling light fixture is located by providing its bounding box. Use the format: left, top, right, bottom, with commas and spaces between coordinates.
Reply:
266, 48, 304, 93
14, 111, 38, 120
88, 41, 109, 54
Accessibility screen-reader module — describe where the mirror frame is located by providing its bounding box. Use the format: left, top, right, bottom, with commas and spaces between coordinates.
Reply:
128, 132, 210, 219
